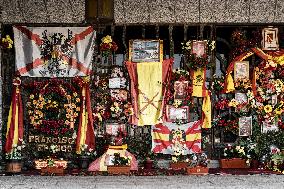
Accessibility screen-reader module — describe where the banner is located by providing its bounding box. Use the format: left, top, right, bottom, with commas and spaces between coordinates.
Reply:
5, 78, 24, 153
76, 77, 95, 154
152, 121, 202, 155
191, 68, 212, 128
125, 59, 173, 126
13, 26, 96, 77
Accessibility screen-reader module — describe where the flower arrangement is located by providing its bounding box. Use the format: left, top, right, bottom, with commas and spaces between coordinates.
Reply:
171, 128, 187, 163
223, 144, 247, 159
215, 98, 230, 110
0, 35, 13, 49
213, 115, 239, 135
5, 140, 26, 160
100, 35, 118, 57
234, 77, 251, 92
79, 144, 97, 158
212, 75, 225, 92
112, 153, 131, 166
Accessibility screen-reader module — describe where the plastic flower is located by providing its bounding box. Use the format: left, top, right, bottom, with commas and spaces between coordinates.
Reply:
101, 35, 112, 44
264, 105, 273, 113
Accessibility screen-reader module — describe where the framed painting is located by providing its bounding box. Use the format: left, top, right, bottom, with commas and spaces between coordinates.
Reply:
238, 116, 252, 136
174, 81, 189, 100
191, 40, 206, 58
234, 61, 249, 81
262, 27, 279, 51
129, 39, 163, 63
166, 105, 189, 122
105, 123, 126, 135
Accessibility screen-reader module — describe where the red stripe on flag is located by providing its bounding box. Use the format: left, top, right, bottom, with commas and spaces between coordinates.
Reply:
84, 86, 95, 149
71, 26, 94, 45
153, 123, 171, 134
16, 58, 43, 75
185, 121, 201, 135
61, 55, 93, 75
152, 141, 172, 153
15, 26, 42, 46
185, 140, 202, 153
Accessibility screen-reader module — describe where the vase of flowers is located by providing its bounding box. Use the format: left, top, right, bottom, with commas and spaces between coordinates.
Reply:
5, 141, 25, 174
78, 144, 97, 169
186, 153, 209, 175
220, 144, 249, 169
107, 153, 131, 175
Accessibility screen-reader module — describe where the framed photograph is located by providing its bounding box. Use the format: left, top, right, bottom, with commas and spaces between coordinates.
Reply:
238, 116, 252, 136
129, 39, 163, 63
166, 105, 189, 122
110, 89, 128, 101
174, 81, 189, 100
234, 61, 249, 81
262, 27, 279, 51
271, 95, 278, 106
105, 123, 126, 135
191, 40, 206, 58
108, 77, 127, 89
262, 120, 279, 133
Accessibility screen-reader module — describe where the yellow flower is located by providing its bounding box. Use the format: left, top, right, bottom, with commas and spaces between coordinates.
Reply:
229, 99, 239, 108
173, 100, 182, 108
275, 109, 283, 115
264, 105, 272, 113
101, 35, 112, 44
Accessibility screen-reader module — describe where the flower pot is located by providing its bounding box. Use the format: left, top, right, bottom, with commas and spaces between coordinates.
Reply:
79, 157, 90, 169
107, 165, 130, 175
187, 166, 209, 175
250, 159, 259, 169
144, 160, 153, 170
170, 162, 188, 170
41, 167, 64, 175
220, 158, 248, 169
6, 160, 22, 174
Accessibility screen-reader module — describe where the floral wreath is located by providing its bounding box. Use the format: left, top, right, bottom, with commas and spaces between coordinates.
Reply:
26, 79, 81, 136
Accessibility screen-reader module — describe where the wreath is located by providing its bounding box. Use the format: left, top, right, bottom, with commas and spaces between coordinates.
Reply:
26, 79, 81, 137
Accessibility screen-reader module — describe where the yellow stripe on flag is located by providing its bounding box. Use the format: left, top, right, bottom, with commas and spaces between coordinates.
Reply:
152, 132, 169, 141
78, 88, 87, 154
136, 62, 163, 126
202, 94, 211, 128
186, 133, 202, 141
6, 104, 12, 138
225, 74, 235, 93
13, 103, 19, 145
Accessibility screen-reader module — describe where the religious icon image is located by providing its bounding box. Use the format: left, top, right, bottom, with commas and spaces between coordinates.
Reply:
192, 41, 206, 58
166, 105, 189, 122
174, 81, 189, 100
262, 27, 279, 51
234, 61, 249, 81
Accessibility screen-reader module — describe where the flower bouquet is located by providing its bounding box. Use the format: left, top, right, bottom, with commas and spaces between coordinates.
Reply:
187, 153, 209, 175
100, 35, 118, 57
0, 35, 13, 49
5, 140, 25, 173
220, 144, 249, 168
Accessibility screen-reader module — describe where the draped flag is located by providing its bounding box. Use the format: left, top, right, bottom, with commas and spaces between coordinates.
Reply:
191, 68, 212, 128
152, 121, 202, 154
125, 59, 173, 126
13, 26, 96, 77
76, 77, 95, 154
5, 78, 24, 153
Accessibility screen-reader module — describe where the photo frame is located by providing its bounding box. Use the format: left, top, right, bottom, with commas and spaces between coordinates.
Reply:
129, 39, 163, 63
262, 119, 279, 133
108, 77, 127, 89
166, 105, 189, 122
111, 66, 124, 78
238, 116, 252, 136
234, 61, 249, 81
174, 81, 189, 100
110, 89, 128, 101
191, 40, 207, 58
262, 27, 279, 51
105, 123, 126, 135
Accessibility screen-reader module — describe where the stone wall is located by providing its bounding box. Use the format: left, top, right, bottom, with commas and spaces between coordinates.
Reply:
0, 0, 85, 23
0, 0, 283, 24
114, 0, 284, 24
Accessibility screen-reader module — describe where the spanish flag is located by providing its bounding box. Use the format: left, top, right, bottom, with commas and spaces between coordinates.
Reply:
152, 121, 202, 154
76, 77, 95, 154
191, 68, 211, 128
125, 59, 173, 126
5, 78, 24, 153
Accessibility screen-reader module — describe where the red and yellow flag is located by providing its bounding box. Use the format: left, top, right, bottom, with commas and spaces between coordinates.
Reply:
5, 78, 24, 153
125, 59, 173, 126
191, 68, 211, 128
76, 77, 95, 154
